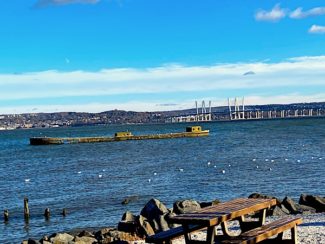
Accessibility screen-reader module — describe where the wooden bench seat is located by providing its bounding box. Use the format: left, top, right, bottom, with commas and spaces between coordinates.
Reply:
220, 216, 302, 244
146, 224, 204, 244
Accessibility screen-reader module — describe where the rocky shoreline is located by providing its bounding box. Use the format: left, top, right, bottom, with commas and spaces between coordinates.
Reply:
22, 193, 325, 244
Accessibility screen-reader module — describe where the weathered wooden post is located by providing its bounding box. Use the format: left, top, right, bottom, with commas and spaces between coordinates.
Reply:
62, 208, 67, 217
44, 208, 50, 220
24, 197, 30, 220
4, 209, 9, 222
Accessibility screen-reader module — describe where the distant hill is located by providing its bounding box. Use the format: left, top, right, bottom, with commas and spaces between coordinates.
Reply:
0, 102, 324, 129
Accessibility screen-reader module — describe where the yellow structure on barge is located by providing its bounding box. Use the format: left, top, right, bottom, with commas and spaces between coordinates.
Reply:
30, 126, 209, 145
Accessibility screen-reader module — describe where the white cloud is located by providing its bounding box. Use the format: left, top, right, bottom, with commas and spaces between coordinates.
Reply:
308, 25, 325, 34
34, 0, 100, 7
290, 7, 325, 19
2, 93, 325, 115
0, 56, 325, 113
255, 4, 287, 22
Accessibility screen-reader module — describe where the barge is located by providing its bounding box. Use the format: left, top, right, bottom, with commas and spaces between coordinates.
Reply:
30, 126, 209, 145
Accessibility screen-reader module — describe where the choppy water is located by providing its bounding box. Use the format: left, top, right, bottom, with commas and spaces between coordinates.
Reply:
0, 118, 324, 243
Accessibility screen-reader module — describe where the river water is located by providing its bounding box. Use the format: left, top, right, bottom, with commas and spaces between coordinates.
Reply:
0, 118, 324, 243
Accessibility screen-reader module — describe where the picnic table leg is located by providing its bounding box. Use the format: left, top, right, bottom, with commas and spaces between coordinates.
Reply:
221, 221, 232, 236
238, 209, 267, 232
182, 225, 192, 244
291, 225, 298, 244
206, 226, 215, 244
258, 209, 266, 225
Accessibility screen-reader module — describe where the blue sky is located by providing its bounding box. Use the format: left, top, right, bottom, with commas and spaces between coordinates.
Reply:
0, 0, 325, 113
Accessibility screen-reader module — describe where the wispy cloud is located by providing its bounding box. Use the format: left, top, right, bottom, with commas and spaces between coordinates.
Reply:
0, 56, 325, 113
290, 7, 325, 19
308, 25, 325, 34
255, 4, 287, 22
34, 0, 100, 8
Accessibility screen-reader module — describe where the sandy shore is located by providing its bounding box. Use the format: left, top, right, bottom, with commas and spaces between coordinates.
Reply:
137, 213, 325, 244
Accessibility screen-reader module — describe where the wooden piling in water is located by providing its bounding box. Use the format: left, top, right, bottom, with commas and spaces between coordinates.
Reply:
62, 208, 67, 217
44, 208, 50, 219
4, 209, 9, 222
24, 197, 30, 220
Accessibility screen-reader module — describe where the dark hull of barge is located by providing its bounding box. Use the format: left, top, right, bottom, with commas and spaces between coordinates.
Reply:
30, 130, 209, 145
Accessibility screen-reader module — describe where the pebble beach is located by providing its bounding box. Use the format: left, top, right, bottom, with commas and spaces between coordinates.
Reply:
169, 213, 325, 244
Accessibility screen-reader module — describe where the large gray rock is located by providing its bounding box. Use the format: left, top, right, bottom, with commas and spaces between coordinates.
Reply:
77, 231, 94, 238
21, 240, 41, 244
50, 233, 74, 244
296, 204, 317, 215
281, 196, 317, 215
94, 228, 115, 243
74, 236, 97, 244
270, 204, 290, 216
136, 215, 155, 237
121, 211, 136, 222
173, 199, 201, 214
299, 194, 325, 212
282, 197, 299, 214
248, 193, 281, 205
200, 199, 221, 208
140, 198, 169, 233
118, 220, 137, 233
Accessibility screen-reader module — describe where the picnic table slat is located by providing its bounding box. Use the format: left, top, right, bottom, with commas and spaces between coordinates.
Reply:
169, 198, 277, 226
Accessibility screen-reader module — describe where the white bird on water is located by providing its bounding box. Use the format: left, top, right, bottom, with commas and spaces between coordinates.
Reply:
77, 171, 82, 174
98, 174, 103, 178
297, 160, 301, 163
271, 160, 274, 163
319, 157, 323, 160
179, 168, 184, 172
269, 168, 272, 171
285, 159, 288, 161
252, 159, 256, 162
256, 166, 259, 169
154, 172, 157, 176
265, 159, 269, 162
221, 170, 225, 174
207, 162, 211, 166
148, 179, 151, 183
25, 179, 30, 183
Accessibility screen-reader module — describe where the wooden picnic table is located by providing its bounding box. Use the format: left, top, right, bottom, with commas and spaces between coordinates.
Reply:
168, 198, 277, 244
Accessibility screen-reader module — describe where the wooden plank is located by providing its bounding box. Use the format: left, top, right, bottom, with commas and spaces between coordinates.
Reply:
145, 224, 204, 243
169, 198, 277, 226
220, 217, 302, 244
